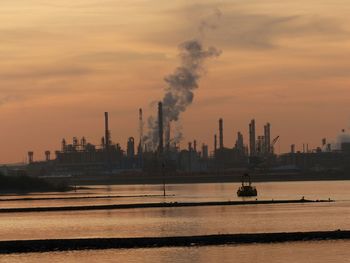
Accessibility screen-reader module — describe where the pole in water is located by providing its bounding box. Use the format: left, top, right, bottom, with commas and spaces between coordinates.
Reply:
162, 162, 166, 197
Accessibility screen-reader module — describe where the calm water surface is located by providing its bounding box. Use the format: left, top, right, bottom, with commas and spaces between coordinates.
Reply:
1, 241, 350, 263
0, 181, 349, 241
0, 181, 350, 262
0, 180, 346, 208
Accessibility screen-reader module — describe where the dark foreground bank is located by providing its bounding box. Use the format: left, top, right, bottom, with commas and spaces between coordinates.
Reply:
0, 174, 71, 194
0, 198, 332, 213
0, 230, 349, 254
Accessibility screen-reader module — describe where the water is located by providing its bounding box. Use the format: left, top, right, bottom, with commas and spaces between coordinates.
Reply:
2, 241, 350, 263
0, 181, 344, 208
0, 181, 350, 262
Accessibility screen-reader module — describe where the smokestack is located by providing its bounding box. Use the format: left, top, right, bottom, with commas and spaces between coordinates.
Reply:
127, 137, 135, 158
104, 112, 110, 149
214, 134, 217, 154
158, 102, 164, 153
219, 118, 224, 149
188, 142, 192, 173
202, 144, 209, 159
264, 123, 271, 154
81, 137, 86, 149
235, 132, 244, 152
193, 140, 197, 152
61, 138, 66, 152
139, 108, 143, 151
45, 151, 51, 161
146, 40, 221, 146
249, 119, 256, 156
291, 144, 295, 153
28, 151, 34, 164
165, 122, 171, 151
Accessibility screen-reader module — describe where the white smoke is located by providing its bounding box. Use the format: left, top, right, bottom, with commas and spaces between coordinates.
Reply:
334, 131, 350, 150
337, 132, 350, 143
162, 40, 221, 123
143, 8, 222, 150
198, 7, 222, 35
323, 130, 350, 151
145, 40, 221, 150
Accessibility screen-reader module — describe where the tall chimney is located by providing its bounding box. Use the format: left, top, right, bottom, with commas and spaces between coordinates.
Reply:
28, 151, 34, 164
291, 144, 295, 153
61, 138, 66, 152
219, 118, 224, 149
249, 119, 256, 156
264, 123, 271, 154
165, 121, 171, 151
193, 140, 197, 152
214, 134, 217, 155
202, 144, 209, 159
104, 112, 110, 149
139, 108, 143, 151
45, 151, 51, 161
235, 132, 244, 153
158, 102, 164, 153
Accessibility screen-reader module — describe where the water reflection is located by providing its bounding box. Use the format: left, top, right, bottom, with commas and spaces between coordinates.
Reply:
0, 181, 348, 241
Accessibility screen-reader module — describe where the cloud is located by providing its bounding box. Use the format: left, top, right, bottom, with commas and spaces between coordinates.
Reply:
0, 65, 93, 101
136, 4, 348, 50
0, 95, 23, 106
78, 51, 168, 63
236, 60, 350, 81
216, 13, 347, 49
0, 28, 59, 43
0, 66, 91, 81
196, 95, 235, 108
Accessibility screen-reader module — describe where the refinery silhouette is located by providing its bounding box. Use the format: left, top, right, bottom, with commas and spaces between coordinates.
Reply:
3, 101, 347, 180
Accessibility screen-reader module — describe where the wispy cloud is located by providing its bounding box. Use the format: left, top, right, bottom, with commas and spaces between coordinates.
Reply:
136, 4, 348, 50
0, 95, 23, 106
196, 95, 235, 108
78, 51, 168, 63
0, 66, 91, 81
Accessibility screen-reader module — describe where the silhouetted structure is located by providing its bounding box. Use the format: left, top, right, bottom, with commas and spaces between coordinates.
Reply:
158, 102, 164, 154
249, 119, 256, 157
264, 123, 271, 154
22, 108, 350, 177
219, 118, 224, 150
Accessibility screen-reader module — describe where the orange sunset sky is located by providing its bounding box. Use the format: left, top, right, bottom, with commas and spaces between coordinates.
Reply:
1, 0, 350, 163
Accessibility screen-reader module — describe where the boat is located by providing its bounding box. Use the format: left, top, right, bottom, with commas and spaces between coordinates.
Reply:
237, 173, 257, 197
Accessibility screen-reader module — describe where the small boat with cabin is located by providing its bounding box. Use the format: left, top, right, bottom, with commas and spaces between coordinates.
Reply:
237, 173, 257, 197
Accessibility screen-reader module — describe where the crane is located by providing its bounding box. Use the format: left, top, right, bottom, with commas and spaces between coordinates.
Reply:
271, 135, 280, 153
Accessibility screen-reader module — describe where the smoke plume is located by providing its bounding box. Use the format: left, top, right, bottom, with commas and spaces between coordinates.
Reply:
334, 131, 350, 150
144, 40, 221, 149
163, 40, 221, 122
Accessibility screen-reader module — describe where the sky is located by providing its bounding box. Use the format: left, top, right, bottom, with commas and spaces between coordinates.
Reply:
1, 0, 350, 163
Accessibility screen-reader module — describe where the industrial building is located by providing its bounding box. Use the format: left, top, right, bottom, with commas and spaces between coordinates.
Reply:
26, 112, 142, 176
24, 104, 280, 176
278, 140, 350, 172
20, 100, 350, 177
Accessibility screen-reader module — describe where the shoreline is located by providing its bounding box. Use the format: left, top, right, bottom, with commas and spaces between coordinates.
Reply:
58, 172, 350, 186
0, 198, 332, 213
0, 230, 348, 253
0, 194, 175, 202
